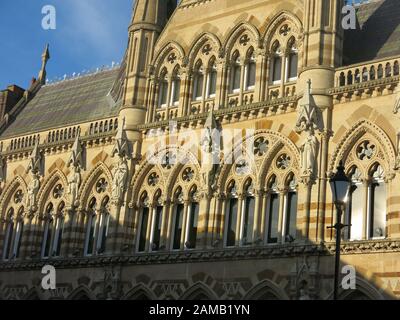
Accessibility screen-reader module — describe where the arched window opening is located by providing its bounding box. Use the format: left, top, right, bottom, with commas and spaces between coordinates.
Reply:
42, 203, 54, 258
137, 192, 150, 253
206, 59, 217, 98
265, 175, 279, 244
170, 67, 181, 106
185, 187, 199, 250
150, 191, 163, 252
231, 52, 241, 93
224, 181, 238, 247
171, 188, 184, 250
271, 42, 282, 84
84, 198, 97, 256
345, 167, 363, 241
287, 39, 298, 81
368, 164, 386, 239
394, 61, 399, 76
193, 61, 205, 101
2, 208, 15, 261
97, 197, 110, 254
241, 180, 255, 246
158, 69, 169, 108
284, 175, 297, 242
245, 49, 256, 91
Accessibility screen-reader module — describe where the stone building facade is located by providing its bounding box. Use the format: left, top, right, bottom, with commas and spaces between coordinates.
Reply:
0, 0, 400, 300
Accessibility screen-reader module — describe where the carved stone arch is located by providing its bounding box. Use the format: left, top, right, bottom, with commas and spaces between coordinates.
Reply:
188, 32, 222, 70
37, 169, 68, 214
153, 41, 186, 77
0, 176, 28, 218
224, 21, 261, 59
79, 162, 113, 210
244, 279, 289, 300
123, 284, 155, 300
326, 277, 384, 300
329, 120, 396, 175
180, 282, 218, 300
263, 11, 303, 52
68, 286, 95, 300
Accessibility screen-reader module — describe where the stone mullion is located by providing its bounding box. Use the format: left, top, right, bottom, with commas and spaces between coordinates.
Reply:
165, 76, 173, 120
362, 179, 370, 240
224, 65, 232, 109
214, 194, 226, 246
215, 62, 226, 109
0, 218, 6, 258
252, 189, 263, 242
165, 202, 176, 250
145, 205, 155, 252
277, 189, 286, 243
239, 63, 246, 105
260, 192, 269, 243
265, 55, 272, 100
159, 199, 171, 250
146, 80, 155, 123
280, 54, 287, 98
201, 69, 209, 112
152, 82, 160, 122
235, 195, 244, 246
255, 52, 266, 103
180, 201, 189, 250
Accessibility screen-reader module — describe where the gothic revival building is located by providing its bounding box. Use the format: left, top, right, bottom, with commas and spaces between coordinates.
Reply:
0, 0, 400, 300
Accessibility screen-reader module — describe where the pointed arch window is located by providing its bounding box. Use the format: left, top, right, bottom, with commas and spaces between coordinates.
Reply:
158, 70, 169, 108
97, 197, 110, 254
345, 167, 364, 241
170, 67, 181, 106
150, 191, 163, 252
2, 208, 14, 261
193, 61, 205, 101
231, 52, 241, 93
42, 203, 54, 258
171, 188, 184, 250
12, 209, 24, 260
224, 181, 238, 247
240, 180, 255, 246
207, 60, 217, 98
265, 175, 279, 244
284, 175, 298, 242
185, 187, 199, 250
137, 192, 150, 253
287, 40, 298, 81
271, 42, 283, 84
245, 50, 256, 91
84, 198, 97, 256
368, 164, 386, 239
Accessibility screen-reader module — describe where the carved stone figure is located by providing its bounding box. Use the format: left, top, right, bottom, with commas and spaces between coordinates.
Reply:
393, 85, 400, 115
112, 157, 128, 201
300, 128, 319, 177
67, 166, 81, 207
27, 172, 40, 211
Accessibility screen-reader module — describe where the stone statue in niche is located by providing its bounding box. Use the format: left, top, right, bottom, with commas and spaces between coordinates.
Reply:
112, 157, 128, 202
67, 166, 81, 207
300, 127, 319, 177
27, 172, 40, 211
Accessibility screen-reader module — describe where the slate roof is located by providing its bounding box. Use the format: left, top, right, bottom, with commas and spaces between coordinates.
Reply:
1, 68, 122, 138
343, 0, 400, 65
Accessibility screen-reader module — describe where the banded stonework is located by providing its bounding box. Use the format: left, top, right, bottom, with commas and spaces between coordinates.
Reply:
1, 0, 400, 300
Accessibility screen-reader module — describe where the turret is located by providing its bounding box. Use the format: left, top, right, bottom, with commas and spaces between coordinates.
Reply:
120, 0, 177, 156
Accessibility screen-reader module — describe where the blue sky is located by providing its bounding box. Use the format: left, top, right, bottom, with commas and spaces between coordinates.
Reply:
0, 0, 132, 89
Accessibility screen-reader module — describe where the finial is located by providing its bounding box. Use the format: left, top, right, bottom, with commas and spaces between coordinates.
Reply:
38, 44, 50, 85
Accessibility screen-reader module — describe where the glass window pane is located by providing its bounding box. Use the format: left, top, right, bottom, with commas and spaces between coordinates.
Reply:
54, 218, 64, 256
288, 53, 298, 79
187, 202, 199, 249
267, 193, 279, 243
173, 204, 184, 250
159, 81, 168, 106
242, 197, 255, 245
99, 213, 109, 253
285, 192, 298, 240
226, 198, 238, 246
172, 79, 181, 103
346, 183, 364, 240
13, 222, 24, 258
195, 75, 204, 98
273, 57, 282, 82
370, 182, 386, 238
86, 215, 96, 255
208, 71, 217, 96
232, 65, 241, 91
247, 62, 256, 88
43, 220, 53, 258
152, 206, 163, 251
138, 208, 149, 252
